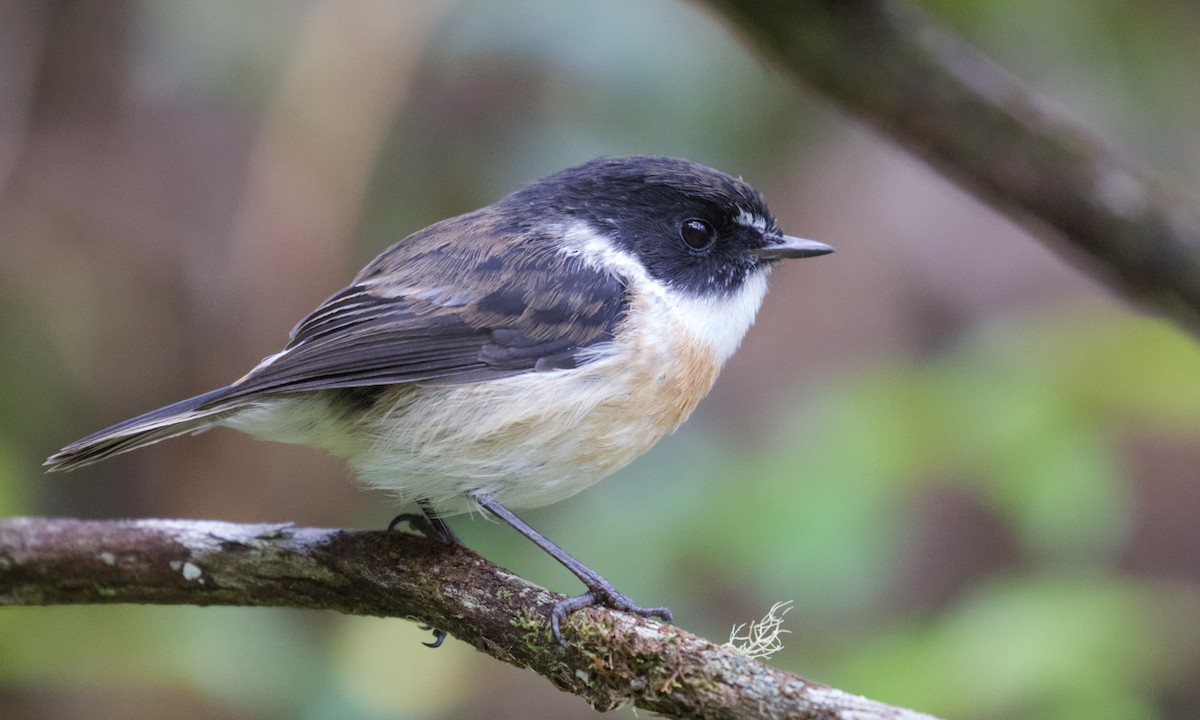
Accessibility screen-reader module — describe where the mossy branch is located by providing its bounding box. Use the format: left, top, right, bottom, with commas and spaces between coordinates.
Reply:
1, 516, 938, 720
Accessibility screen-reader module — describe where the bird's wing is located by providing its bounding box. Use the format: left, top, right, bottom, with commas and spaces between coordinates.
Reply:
215, 235, 628, 403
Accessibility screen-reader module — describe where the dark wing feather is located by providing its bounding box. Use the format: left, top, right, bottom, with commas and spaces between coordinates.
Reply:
45, 211, 629, 472
216, 220, 628, 404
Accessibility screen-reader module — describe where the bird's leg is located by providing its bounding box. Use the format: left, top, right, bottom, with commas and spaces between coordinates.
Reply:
417, 499, 460, 544
386, 499, 456, 648
386, 498, 459, 544
473, 495, 673, 646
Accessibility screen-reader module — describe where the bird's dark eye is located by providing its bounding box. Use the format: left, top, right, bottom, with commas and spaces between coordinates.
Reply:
680, 218, 716, 251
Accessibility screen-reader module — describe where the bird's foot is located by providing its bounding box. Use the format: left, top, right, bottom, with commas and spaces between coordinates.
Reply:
386, 512, 457, 545
550, 586, 673, 647
388, 505, 457, 648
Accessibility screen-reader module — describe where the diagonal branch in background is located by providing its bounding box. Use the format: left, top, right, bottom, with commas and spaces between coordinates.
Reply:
0, 516, 939, 720
703, 0, 1200, 333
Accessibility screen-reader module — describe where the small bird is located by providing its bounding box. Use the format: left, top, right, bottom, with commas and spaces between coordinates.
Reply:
46, 156, 833, 645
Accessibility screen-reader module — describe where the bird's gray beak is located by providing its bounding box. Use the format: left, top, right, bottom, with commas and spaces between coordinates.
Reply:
754, 234, 835, 260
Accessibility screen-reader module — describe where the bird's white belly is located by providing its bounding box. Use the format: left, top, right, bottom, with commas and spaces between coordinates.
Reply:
227, 310, 722, 516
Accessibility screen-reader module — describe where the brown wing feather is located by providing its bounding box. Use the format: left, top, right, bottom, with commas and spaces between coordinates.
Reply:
217, 212, 628, 403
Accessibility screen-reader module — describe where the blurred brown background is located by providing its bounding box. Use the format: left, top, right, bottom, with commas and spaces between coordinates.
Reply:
2, 1, 1199, 719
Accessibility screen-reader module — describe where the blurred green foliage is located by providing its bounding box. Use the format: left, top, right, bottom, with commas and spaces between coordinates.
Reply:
708, 305, 1200, 720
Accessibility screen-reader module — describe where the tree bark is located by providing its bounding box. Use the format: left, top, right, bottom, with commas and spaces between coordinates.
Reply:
703, 0, 1200, 333
0, 516, 938, 720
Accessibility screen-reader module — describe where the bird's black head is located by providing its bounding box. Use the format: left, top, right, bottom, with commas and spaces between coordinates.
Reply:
509, 156, 832, 297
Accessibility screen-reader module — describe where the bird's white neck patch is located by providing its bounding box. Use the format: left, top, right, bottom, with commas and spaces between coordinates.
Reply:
557, 221, 770, 364
667, 273, 769, 362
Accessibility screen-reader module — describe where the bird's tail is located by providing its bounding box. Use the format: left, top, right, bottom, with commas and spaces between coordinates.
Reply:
44, 387, 237, 472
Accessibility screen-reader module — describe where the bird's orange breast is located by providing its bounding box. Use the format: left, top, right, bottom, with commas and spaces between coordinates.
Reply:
550, 292, 722, 473
322, 288, 727, 513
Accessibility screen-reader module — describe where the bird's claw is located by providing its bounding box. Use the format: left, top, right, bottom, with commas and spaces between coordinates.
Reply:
386, 513, 456, 544
418, 624, 447, 648
550, 590, 673, 647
